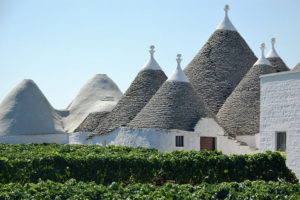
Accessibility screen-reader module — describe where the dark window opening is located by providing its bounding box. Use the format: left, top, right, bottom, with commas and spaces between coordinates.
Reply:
176, 136, 184, 147
276, 132, 286, 152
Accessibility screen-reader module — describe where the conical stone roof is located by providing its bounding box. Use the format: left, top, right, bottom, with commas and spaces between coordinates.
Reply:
0, 79, 63, 136
64, 74, 122, 132
292, 62, 300, 71
184, 5, 257, 115
74, 111, 110, 132
129, 54, 210, 131
266, 38, 289, 72
91, 46, 167, 136
216, 44, 277, 137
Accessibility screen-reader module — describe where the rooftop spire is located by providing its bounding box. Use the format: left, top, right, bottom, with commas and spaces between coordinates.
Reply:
224, 4, 229, 16
271, 38, 275, 48
141, 45, 162, 71
149, 45, 155, 57
266, 37, 279, 58
167, 54, 189, 82
176, 54, 182, 68
254, 43, 271, 66
216, 5, 237, 31
260, 43, 266, 57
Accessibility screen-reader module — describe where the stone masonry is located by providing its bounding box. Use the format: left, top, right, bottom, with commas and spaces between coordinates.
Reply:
217, 63, 276, 136
267, 57, 290, 72
91, 69, 167, 136
129, 81, 210, 131
74, 111, 110, 132
184, 30, 257, 115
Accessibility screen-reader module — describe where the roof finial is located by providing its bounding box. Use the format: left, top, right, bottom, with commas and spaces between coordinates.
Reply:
149, 45, 155, 57
167, 54, 189, 82
141, 45, 162, 71
271, 38, 275, 49
254, 43, 272, 66
260, 43, 266, 57
224, 5, 229, 16
176, 54, 182, 68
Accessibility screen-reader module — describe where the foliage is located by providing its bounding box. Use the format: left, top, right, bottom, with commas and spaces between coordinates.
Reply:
0, 144, 298, 184
0, 179, 299, 200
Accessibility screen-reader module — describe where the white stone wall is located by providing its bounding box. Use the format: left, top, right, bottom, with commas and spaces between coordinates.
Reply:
260, 71, 300, 179
69, 118, 256, 154
236, 134, 260, 150
0, 118, 257, 155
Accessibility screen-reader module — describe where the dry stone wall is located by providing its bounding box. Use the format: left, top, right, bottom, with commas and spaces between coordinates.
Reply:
74, 111, 110, 132
92, 70, 167, 136
267, 57, 289, 72
129, 81, 210, 131
217, 64, 276, 136
184, 30, 257, 115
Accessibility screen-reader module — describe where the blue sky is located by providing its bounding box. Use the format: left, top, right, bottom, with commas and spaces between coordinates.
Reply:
1, 0, 300, 109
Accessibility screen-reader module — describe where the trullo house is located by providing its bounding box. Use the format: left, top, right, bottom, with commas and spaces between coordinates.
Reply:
183, 5, 257, 115
216, 43, 276, 149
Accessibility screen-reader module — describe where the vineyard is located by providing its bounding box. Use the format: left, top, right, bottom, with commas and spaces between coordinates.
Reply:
1, 179, 300, 200
0, 144, 299, 199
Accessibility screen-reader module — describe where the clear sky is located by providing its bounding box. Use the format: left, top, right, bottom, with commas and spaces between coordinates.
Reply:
1, 0, 300, 109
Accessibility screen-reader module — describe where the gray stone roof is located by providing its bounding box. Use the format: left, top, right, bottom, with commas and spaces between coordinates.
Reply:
128, 81, 210, 131
216, 63, 276, 136
293, 62, 300, 71
90, 69, 167, 136
74, 111, 110, 132
267, 57, 290, 72
184, 30, 257, 115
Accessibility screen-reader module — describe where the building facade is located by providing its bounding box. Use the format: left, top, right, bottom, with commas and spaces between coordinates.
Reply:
260, 70, 300, 179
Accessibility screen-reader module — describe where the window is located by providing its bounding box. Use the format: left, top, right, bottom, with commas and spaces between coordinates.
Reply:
175, 136, 184, 147
276, 132, 286, 152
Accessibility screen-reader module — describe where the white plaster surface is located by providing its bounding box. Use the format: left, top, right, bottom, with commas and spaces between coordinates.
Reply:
141, 54, 162, 71
266, 48, 279, 58
0, 79, 64, 136
254, 53, 272, 66
63, 74, 122, 132
217, 136, 257, 155
216, 5, 237, 31
167, 65, 189, 82
69, 118, 256, 154
167, 55, 189, 83
236, 134, 260, 149
0, 116, 256, 155
260, 70, 300, 179
0, 134, 68, 144
266, 38, 280, 58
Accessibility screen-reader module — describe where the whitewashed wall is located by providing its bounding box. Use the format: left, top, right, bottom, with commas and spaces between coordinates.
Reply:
0, 119, 257, 154
260, 71, 300, 179
69, 118, 256, 154
0, 133, 68, 144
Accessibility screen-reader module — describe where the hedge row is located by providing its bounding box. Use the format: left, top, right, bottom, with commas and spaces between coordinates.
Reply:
0, 144, 298, 184
1, 179, 299, 200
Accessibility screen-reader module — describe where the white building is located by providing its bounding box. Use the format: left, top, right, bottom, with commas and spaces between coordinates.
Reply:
70, 54, 257, 155
70, 119, 256, 155
260, 70, 300, 179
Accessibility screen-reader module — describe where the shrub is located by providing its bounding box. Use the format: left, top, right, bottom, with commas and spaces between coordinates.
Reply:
0, 179, 299, 200
0, 144, 298, 184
